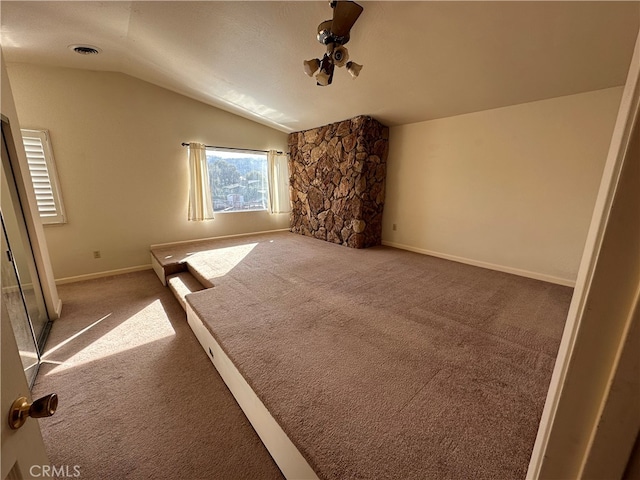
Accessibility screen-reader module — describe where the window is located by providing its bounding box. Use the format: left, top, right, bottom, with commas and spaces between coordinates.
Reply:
206, 149, 269, 213
20, 129, 66, 224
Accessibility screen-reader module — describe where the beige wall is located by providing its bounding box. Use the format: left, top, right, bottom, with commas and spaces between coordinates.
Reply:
383, 87, 623, 285
1, 57, 61, 316
7, 62, 624, 284
7, 64, 289, 280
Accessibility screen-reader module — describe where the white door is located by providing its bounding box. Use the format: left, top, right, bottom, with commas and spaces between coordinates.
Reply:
1, 121, 51, 479
1, 298, 49, 480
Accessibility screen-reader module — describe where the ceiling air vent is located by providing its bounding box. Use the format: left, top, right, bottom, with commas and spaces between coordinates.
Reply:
69, 45, 102, 55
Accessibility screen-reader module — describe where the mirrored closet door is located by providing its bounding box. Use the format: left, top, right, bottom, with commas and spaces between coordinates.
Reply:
1, 117, 50, 386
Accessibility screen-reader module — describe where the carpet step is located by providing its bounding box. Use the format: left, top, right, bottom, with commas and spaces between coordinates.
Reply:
167, 271, 206, 310
186, 262, 215, 289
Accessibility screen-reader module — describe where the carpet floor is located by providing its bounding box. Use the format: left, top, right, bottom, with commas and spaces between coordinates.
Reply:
32, 271, 283, 480
179, 232, 574, 480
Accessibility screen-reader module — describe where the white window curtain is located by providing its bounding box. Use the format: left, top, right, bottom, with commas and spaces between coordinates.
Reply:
267, 150, 291, 214
187, 143, 214, 221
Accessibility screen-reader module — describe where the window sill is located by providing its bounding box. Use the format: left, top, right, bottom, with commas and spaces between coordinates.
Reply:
214, 209, 268, 214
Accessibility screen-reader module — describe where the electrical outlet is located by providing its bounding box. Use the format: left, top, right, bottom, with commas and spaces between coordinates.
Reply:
392, 223, 397, 231
93, 250, 101, 259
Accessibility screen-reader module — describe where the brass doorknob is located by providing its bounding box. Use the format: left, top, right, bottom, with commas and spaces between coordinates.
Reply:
8, 393, 58, 430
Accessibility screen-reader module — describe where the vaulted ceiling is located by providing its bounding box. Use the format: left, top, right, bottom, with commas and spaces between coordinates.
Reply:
1, 1, 638, 132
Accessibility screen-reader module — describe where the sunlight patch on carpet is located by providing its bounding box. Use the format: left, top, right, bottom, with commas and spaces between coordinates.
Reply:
42, 313, 111, 360
185, 242, 257, 279
45, 300, 175, 374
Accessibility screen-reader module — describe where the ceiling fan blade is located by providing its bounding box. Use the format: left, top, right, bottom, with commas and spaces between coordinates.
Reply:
331, 1, 363, 38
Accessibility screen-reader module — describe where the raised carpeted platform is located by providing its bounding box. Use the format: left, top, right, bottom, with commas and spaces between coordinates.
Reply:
33, 270, 284, 480
152, 231, 572, 479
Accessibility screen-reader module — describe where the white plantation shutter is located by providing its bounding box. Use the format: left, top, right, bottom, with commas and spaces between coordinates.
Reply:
21, 129, 66, 224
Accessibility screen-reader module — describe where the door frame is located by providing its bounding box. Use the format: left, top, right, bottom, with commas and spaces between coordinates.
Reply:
527, 31, 640, 479
0, 111, 60, 321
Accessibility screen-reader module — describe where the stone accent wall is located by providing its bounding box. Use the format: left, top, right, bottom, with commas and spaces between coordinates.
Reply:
288, 116, 389, 248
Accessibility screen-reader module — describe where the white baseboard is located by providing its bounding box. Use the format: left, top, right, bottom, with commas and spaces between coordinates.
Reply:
55, 264, 153, 285
150, 228, 290, 249
381, 241, 576, 287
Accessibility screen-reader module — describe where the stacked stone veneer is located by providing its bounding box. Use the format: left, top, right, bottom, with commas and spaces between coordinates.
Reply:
288, 116, 389, 248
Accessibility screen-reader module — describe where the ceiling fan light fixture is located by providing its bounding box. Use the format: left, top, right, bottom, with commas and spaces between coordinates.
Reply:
303, 58, 321, 77
305, 1, 363, 86
332, 46, 349, 67
315, 70, 331, 86
314, 54, 335, 86
346, 61, 362, 78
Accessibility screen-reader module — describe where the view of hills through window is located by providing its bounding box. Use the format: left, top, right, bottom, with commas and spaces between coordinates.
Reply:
206, 150, 268, 212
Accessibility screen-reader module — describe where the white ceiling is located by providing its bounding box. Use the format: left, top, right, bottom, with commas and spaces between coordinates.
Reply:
1, 1, 638, 133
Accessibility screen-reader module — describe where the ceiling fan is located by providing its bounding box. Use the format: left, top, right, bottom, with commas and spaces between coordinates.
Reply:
303, 0, 364, 86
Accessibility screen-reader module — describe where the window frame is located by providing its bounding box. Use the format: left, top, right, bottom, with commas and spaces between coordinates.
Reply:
205, 147, 270, 214
20, 129, 67, 225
